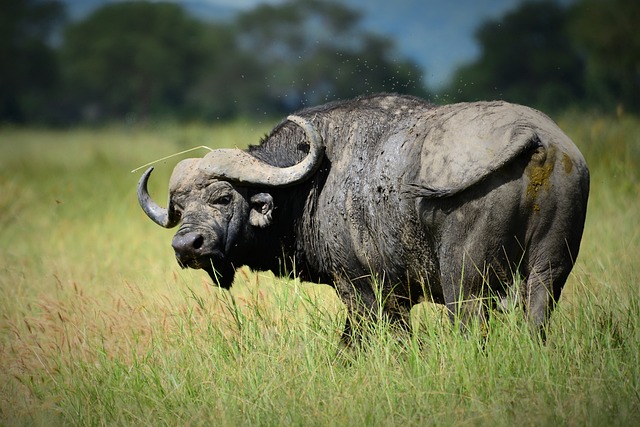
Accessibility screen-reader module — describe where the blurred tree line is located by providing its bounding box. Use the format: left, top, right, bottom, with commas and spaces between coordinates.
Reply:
447, 0, 639, 116
1, 0, 638, 125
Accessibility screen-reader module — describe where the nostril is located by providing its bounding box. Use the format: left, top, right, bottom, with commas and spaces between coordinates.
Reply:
192, 234, 204, 249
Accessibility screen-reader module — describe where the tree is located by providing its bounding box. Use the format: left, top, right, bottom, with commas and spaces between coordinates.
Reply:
184, 23, 272, 120
448, 1, 584, 113
0, 0, 65, 123
56, 0, 428, 123
234, 0, 428, 112
61, 2, 208, 121
569, 0, 640, 113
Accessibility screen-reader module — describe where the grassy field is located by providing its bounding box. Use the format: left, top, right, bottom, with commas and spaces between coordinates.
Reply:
1, 113, 639, 426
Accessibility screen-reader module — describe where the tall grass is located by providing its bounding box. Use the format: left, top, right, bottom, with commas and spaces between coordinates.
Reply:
1, 113, 638, 426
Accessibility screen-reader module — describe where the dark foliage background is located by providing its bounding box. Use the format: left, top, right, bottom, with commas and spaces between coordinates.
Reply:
1, 0, 638, 125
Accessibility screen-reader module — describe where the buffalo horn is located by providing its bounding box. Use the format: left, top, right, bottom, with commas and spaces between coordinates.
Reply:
200, 115, 324, 187
137, 167, 180, 228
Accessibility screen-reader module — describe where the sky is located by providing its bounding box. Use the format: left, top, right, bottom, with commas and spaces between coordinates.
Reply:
341, 0, 531, 88
61, 0, 543, 89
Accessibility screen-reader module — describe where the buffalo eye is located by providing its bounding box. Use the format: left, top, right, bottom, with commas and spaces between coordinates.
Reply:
212, 195, 232, 206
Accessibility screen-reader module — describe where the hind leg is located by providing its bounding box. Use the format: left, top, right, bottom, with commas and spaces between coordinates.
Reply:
522, 218, 584, 340
439, 254, 491, 334
522, 211, 586, 338
521, 137, 589, 338
522, 255, 572, 340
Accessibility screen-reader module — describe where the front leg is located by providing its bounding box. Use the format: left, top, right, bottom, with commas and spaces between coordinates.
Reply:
337, 280, 376, 347
335, 276, 411, 347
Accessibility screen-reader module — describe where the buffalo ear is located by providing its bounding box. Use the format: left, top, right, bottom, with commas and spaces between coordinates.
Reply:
249, 193, 274, 228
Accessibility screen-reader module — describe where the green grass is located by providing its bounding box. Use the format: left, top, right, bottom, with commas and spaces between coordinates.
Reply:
1, 113, 639, 426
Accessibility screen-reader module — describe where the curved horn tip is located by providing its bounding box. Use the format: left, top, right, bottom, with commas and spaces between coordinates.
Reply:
137, 167, 156, 196
137, 166, 179, 229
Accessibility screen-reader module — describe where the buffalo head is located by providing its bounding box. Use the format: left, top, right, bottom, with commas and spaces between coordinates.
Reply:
137, 115, 323, 288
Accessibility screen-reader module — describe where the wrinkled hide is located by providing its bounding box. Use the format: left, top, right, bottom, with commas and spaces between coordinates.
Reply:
138, 94, 590, 344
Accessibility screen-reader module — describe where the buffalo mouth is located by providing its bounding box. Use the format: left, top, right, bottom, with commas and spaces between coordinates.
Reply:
175, 252, 234, 289
175, 252, 220, 270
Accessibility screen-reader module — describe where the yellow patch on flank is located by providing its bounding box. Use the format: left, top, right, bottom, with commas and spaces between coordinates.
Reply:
526, 147, 555, 207
562, 152, 573, 174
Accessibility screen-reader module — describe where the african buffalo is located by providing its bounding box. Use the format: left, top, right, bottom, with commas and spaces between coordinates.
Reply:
138, 94, 589, 343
